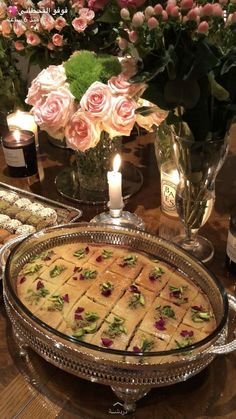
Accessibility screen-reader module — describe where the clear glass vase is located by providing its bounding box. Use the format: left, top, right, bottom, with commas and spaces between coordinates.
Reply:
172, 134, 229, 263
75, 132, 122, 193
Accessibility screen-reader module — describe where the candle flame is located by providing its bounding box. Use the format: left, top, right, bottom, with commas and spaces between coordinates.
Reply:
13, 130, 21, 142
113, 154, 121, 172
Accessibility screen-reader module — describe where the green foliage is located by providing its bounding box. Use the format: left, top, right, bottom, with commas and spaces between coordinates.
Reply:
0, 38, 26, 113
64, 51, 121, 102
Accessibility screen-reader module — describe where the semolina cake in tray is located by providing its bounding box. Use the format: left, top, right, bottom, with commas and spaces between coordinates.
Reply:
16, 242, 216, 363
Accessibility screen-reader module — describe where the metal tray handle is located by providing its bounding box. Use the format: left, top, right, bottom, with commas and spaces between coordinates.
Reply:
208, 294, 236, 355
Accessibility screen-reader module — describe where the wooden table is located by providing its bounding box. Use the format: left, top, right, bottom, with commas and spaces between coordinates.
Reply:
0, 133, 236, 419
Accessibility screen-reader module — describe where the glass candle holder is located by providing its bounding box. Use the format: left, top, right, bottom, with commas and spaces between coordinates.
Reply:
2, 129, 38, 177
7, 110, 38, 148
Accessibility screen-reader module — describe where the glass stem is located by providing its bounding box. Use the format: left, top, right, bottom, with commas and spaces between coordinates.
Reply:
183, 226, 199, 250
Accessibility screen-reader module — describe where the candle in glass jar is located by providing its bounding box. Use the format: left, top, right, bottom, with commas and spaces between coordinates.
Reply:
107, 154, 123, 210
2, 129, 38, 177
161, 162, 180, 217
7, 110, 38, 147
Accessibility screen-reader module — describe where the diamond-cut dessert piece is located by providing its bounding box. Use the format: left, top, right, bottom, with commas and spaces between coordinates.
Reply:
91, 313, 132, 350
109, 252, 144, 280
136, 260, 174, 293
54, 243, 98, 265
35, 283, 83, 329
126, 329, 167, 364
86, 271, 126, 309
20, 279, 59, 311
40, 259, 75, 285
28, 249, 60, 267
139, 296, 186, 342
112, 284, 155, 326
160, 271, 198, 308
66, 262, 102, 291
17, 259, 47, 283
182, 292, 216, 333
62, 295, 109, 343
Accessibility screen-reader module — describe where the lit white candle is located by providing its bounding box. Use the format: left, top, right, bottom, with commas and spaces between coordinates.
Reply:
107, 154, 123, 210
7, 110, 38, 146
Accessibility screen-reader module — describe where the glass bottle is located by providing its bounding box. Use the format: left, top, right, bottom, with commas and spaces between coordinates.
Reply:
226, 208, 236, 275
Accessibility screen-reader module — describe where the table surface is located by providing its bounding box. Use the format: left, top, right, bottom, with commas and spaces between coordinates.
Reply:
0, 132, 236, 419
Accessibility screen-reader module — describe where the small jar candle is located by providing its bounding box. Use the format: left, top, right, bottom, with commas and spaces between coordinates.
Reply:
7, 110, 38, 147
2, 129, 38, 178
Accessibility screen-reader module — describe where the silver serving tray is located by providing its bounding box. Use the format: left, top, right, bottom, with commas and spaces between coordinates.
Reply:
3, 223, 236, 412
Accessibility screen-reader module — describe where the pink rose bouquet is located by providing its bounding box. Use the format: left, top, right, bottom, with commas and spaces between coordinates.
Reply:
26, 50, 166, 151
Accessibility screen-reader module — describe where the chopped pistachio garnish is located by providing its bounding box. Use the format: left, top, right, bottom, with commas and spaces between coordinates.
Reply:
101, 249, 113, 259
49, 264, 66, 278
22, 263, 42, 276
84, 311, 100, 322
140, 338, 154, 352
175, 337, 194, 349
99, 281, 114, 297
81, 268, 97, 279
30, 250, 55, 262
149, 266, 165, 280
73, 248, 88, 259
120, 254, 137, 267
169, 285, 188, 304
191, 307, 212, 322
104, 316, 127, 338
47, 294, 64, 311
25, 287, 50, 304
128, 292, 145, 309
155, 304, 176, 319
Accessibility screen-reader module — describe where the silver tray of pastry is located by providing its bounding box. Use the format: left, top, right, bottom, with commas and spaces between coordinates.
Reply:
3, 223, 236, 411
0, 181, 82, 252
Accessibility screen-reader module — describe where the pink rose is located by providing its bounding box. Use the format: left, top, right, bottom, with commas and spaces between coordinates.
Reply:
72, 17, 88, 32
26, 65, 67, 106
79, 7, 95, 21
108, 74, 146, 98
13, 21, 26, 37
32, 86, 75, 139
1, 20, 12, 36
38, 0, 55, 10
26, 31, 41, 46
14, 40, 25, 51
65, 111, 101, 152
103, 96, 136, 137
40, 13, 55, 31
52, 33, 63, 46
80, 81, 112, 119
87, 0, 109, 11
117, 0, 146, 8
54, 16, 67, 31
71, 0, 85, 11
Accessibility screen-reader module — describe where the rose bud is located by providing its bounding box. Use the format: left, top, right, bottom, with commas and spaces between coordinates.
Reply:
132, 11, 145, 27
147, 17, 158, 29
197, 20, 209, 33
120, 8, 130, 19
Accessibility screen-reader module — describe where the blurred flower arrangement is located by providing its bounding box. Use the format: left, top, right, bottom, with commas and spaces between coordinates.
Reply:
0, 0, 122, 67
26, 50, 166, 151
117, 0, 236, 142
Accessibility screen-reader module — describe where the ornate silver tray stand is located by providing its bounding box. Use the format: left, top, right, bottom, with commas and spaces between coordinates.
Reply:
3, 224, 236, 412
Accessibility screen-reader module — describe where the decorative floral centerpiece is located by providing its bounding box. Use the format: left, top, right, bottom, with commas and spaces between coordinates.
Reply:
115, 1, 236, 260
1, 0, 124, 66
26, 50, 165, 151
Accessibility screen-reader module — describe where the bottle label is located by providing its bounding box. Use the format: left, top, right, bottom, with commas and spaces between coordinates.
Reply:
226, 230, 236, 263
161, 179, 177, 215
3, 146, 25, 168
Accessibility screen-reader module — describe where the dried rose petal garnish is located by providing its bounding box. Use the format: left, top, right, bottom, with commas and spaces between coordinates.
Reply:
154, 317, 166, 331
180, 330, 194, 337
85, 246, 89, 254
43, 256, 51, 261
62, 293, 69, 303
191, 305, 202, 311
101, 337, 113, 347
101, 288, 112, 297
74, 313, 83, 321
129, 285, 140, 293
74, 266, 81, 273
133, 346, 141, 353
75, 306, 85, 314
96, 255, 103, 263
36, 280, 44, 290
170, 290, 181, 298
80, 273, 85, 280
18, 275, 26, 284
72, 276, 78, 280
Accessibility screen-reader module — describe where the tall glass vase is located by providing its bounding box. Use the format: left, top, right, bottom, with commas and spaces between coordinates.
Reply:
172, 134, 229, 262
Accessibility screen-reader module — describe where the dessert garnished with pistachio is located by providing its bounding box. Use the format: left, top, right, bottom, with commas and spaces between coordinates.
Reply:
16, 242, 216, 360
